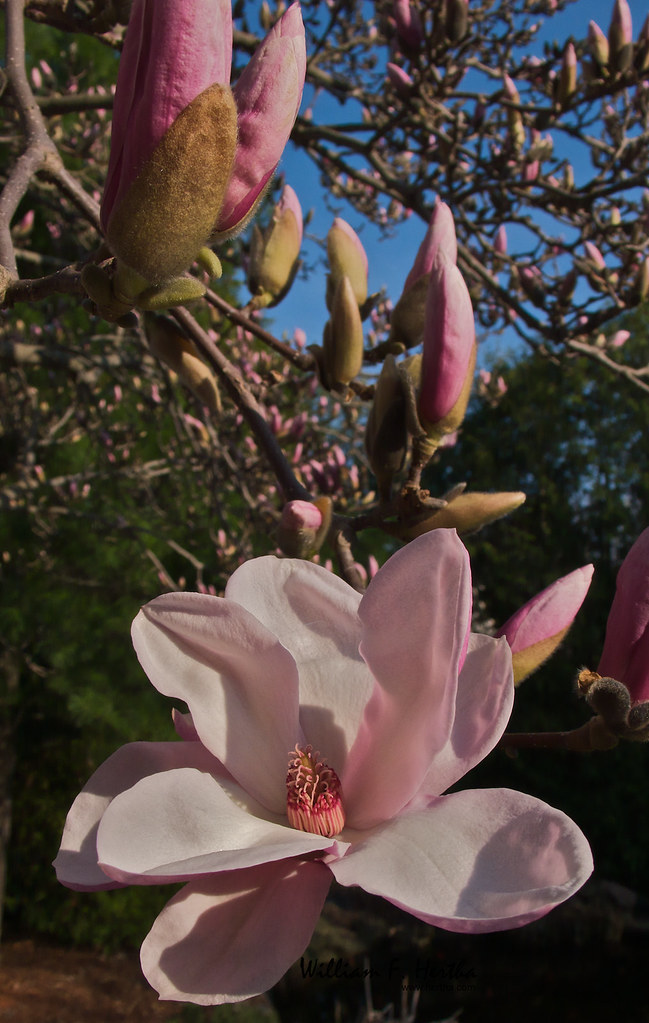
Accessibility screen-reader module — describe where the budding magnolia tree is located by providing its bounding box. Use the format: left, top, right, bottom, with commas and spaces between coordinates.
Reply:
1, 0, 649, 1012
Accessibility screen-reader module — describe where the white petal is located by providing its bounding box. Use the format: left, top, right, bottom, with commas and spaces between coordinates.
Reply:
97, 767, 342, 883
141, 860, 332, 1004
226, 556, 373, 772
131, 591, 301, 811
331, 788, 592, 932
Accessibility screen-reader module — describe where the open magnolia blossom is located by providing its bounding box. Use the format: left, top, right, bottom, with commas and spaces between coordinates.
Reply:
54, 530, 592, 1005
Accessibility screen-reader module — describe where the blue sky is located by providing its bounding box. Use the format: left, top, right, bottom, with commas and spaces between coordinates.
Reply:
263, 0, 647, 369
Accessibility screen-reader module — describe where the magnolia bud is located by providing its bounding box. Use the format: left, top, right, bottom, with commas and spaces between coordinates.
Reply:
247, 184, 303, 307
443, 0, 468, 42
326, 218, 368, 310
399, 490, 526, 541
557, 42, 577, 107
365, 354, 408, 501
277, 499, 325, 558
389, 201, 458, 349
608, 0, 633, 74
418, 254, 476, 451
497, 565, 594, 685
503, 75, 525, 153
588, 20, 609, 69
145, 313, 221, 414
323, 276, 364, 386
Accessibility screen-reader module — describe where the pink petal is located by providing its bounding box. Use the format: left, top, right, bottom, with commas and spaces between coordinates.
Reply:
140, 860, 332, 1004
413, 633, 513, 798
330, 788, 592, 932
598, 527, 649, 702
54, 741, 221, 891
102, 0, 233, 228
97, 768, 340, 885
216, 4, 306, 233
131, 591, 301, 812
225, 556, 374, 774
342, 531, 472, 829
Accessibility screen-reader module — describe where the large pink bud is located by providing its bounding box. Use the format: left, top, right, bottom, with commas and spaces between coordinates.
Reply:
215, 4, 307, 235
598, 528, 649, 703
497, 566, 594, 685
418, 253, 476, 442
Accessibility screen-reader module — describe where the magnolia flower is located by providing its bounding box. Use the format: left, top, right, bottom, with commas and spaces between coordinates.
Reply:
55, 531, 592, 1005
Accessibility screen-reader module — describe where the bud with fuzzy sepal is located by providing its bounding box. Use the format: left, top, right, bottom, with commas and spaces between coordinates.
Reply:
608, 0, 632, 74
588, 20, 609, 70
365, 354, 408, 501
557, 42, 577, 107
326, 218, 368, 311
277, 497, 331, 558
322, 276, 364, 387
496, 565, 594, 685
417, 254, 476, 455
389, 201, 457, 349
247, 184, 303, 308
145, 313, 221, 414
396, 490, 526, 541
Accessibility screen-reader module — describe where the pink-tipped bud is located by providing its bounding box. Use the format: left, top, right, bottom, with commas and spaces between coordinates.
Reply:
598, 528, 649, 703
588, 20, 609, 68
248, 184, 303, 307
101, 0, 238, 286
390, 201, 458, 349
581, 240, 606, 272
386, 62, 414, 96
215, 4, 307, 235
494, 225, 507, 256
418, 254, 476, 445
326, 218, 368, 310
608, 0, 633, 73
557, 41, 577, 106
497, 565, 594, 685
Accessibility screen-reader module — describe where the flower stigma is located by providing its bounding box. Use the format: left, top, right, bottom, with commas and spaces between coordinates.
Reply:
286, 743, 345, 838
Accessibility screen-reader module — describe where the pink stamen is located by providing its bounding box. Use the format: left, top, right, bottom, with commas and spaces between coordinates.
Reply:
286, 744, 345, 838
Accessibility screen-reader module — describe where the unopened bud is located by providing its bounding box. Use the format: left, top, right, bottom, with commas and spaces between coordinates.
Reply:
399, 490, 526, 541
498, 565, 594, 685
248, 184, 303, 307
323, 276, 364, 386
145, 313, 221, 414
365, 354, 408, 501
278, 499, 328, 557
557, 42, 577, 107
608, 0, 633, 74
443, 0, 468, 42
588, 20, 609, 69
503, 75, 525, 153
326, 218, 368, 310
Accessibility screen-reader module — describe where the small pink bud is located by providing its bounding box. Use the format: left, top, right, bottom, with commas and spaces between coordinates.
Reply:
386, 62, 414, 96
598, 528, 649, 703
497, 565, 594, 685
494, 225, 507, 256
281, 500, 323, 532
584, 241, 606, 270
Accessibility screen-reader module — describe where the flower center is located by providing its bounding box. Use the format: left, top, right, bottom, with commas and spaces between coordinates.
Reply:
286, 743, 345, 838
